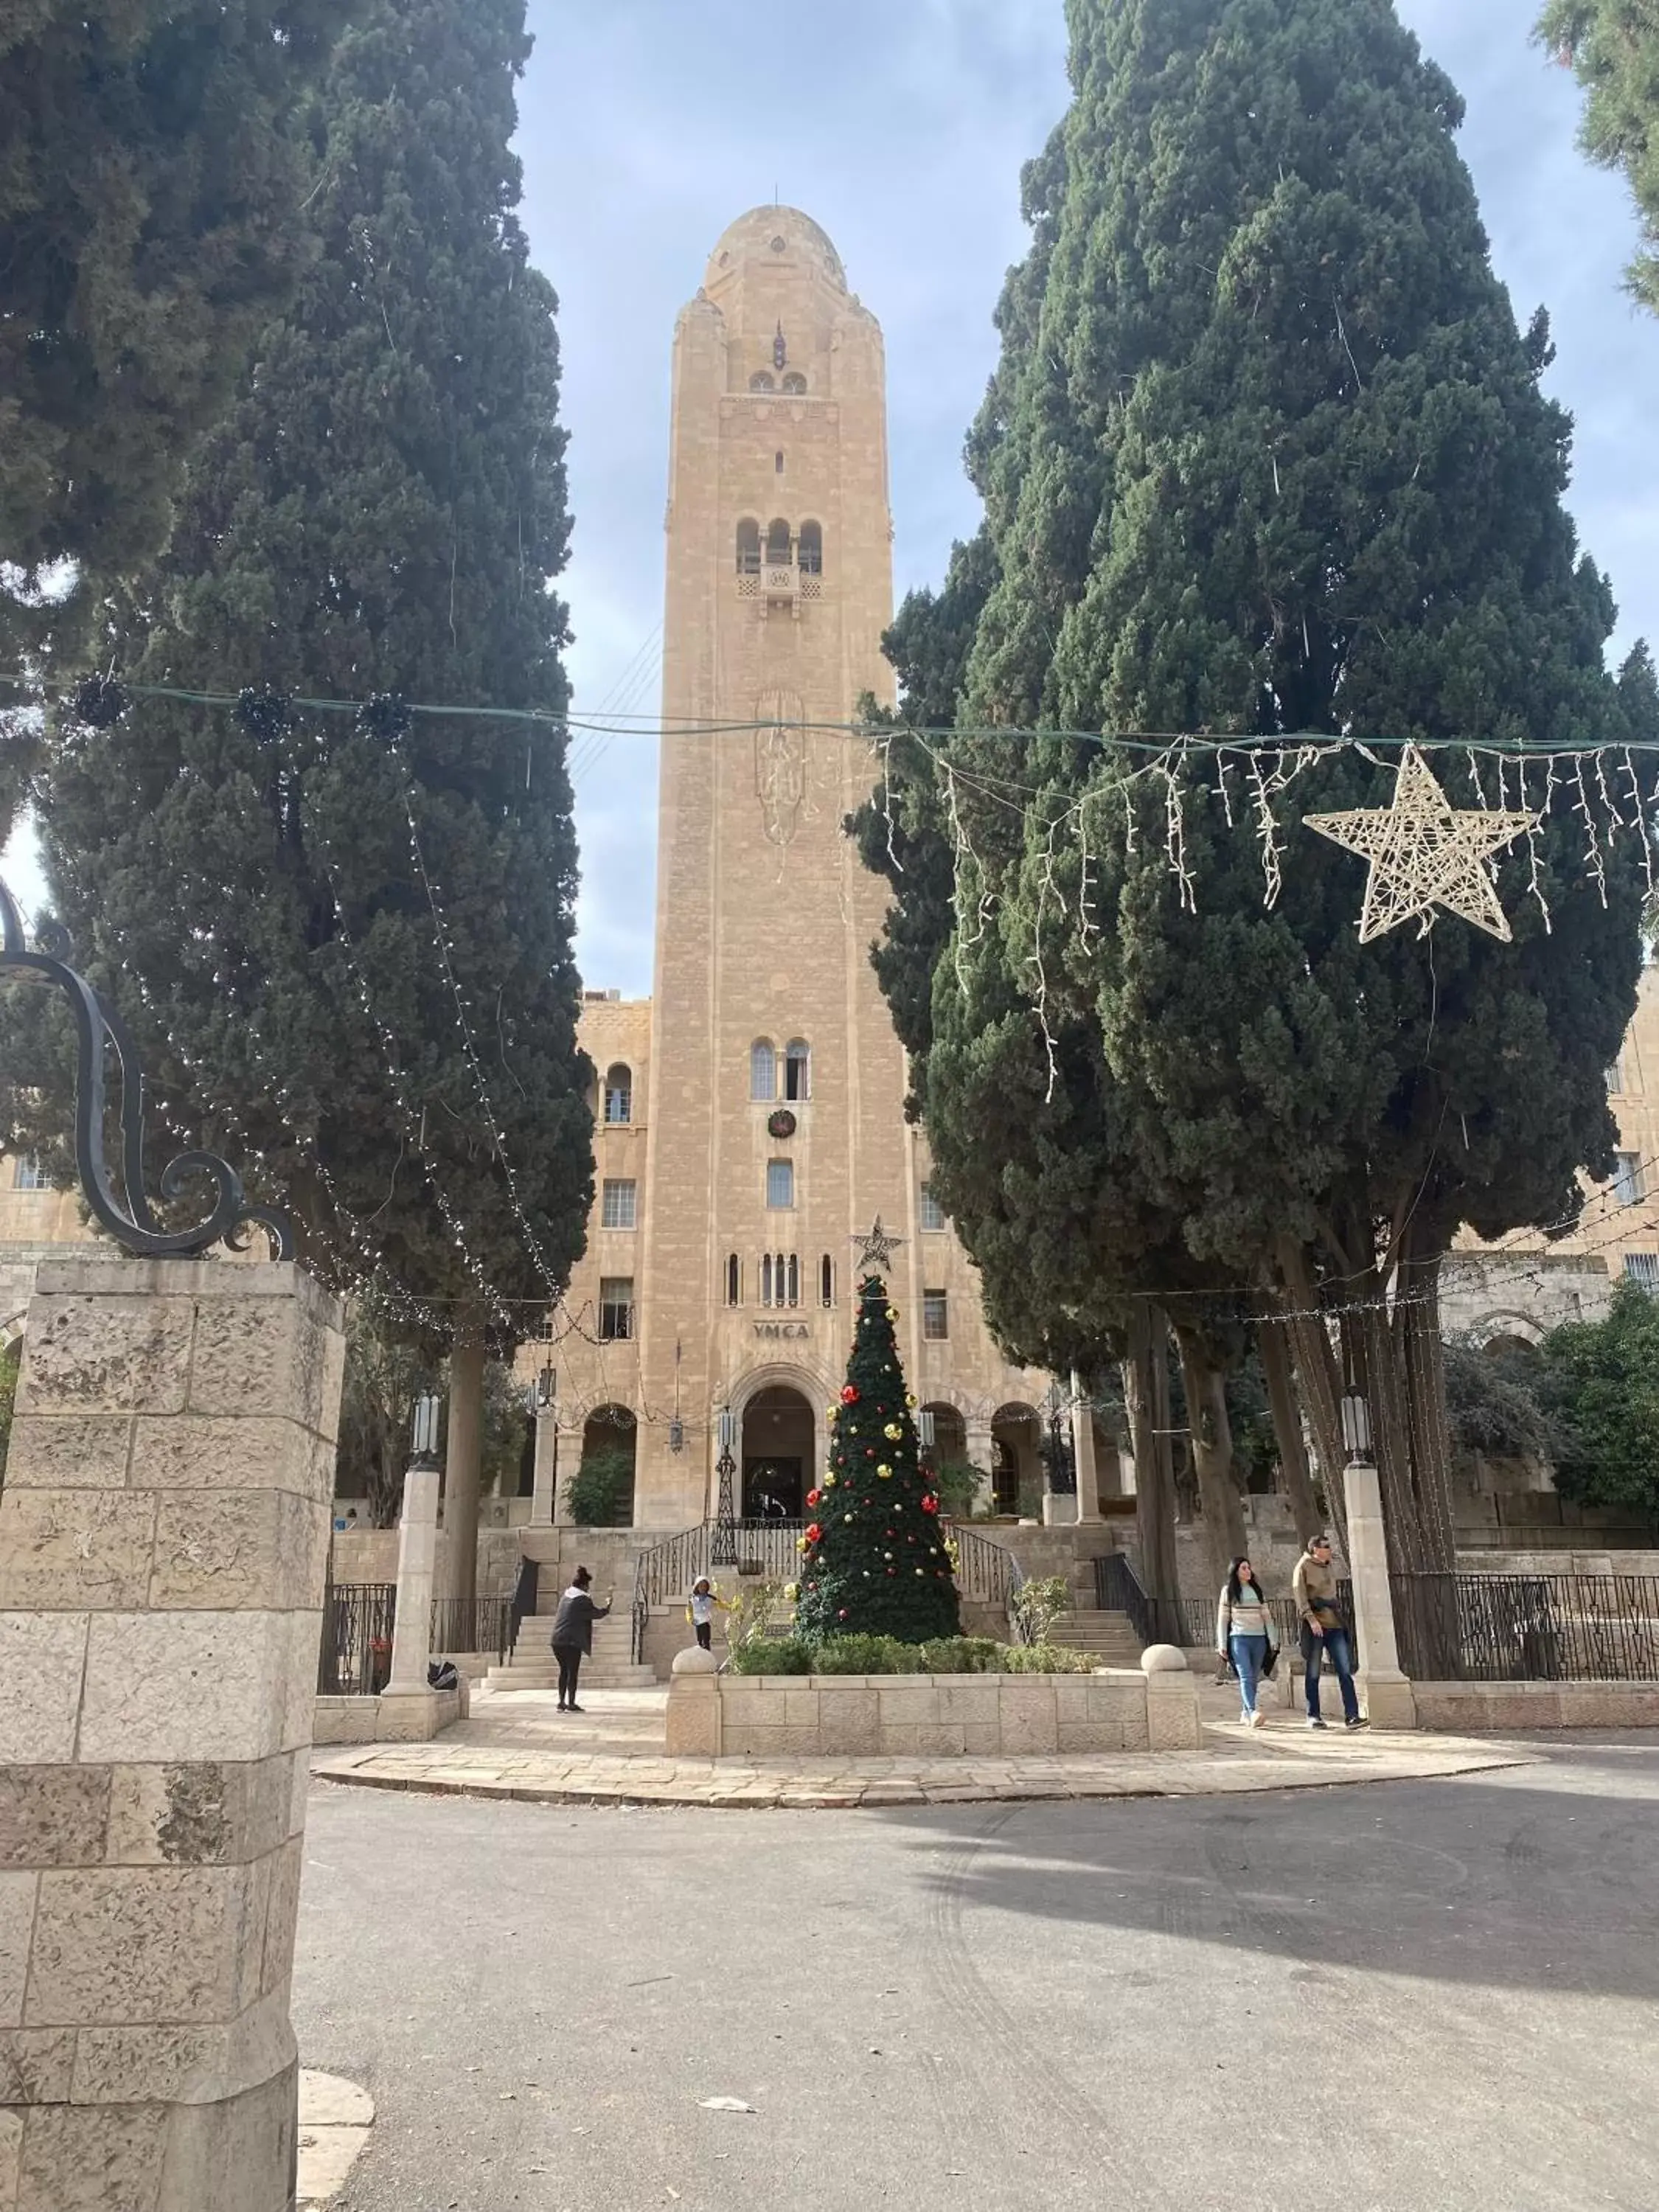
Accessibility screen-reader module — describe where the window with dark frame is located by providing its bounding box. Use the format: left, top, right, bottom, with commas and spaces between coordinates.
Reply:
922, 1290, 949, 1340
599, 1277, 635, 1342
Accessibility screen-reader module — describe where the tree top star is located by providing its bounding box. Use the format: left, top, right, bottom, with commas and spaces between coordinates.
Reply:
1304, 745, 1538, 944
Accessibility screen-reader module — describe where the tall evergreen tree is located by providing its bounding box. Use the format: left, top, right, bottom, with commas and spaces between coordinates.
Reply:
1540, 0, 1659, 311
0, 0, 355, 666
0, 0, 592, 1601
793, 1276, 961, 1644
858, 0, 1646, 1573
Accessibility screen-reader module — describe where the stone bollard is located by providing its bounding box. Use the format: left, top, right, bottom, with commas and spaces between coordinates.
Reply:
1344, 1459, 1418, 1730
1139, 1643, 1202, 1750
664, 1645, 722, 1756
0, 1257, 344, 2212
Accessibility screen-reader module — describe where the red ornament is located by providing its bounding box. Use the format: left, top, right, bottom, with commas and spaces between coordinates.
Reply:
805, 1489, 821, 1508
841, 1385, 860, 1405
921, 1495, 939, 1515
804, 1523, 822, 1544
838, 1607, 849, 1619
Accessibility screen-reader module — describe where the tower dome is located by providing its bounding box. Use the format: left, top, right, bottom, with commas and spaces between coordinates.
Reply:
703, 206, 847, 293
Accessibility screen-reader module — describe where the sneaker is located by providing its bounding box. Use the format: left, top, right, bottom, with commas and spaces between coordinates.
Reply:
567, 1703, 585, 1714
1248, 1709, 1266, 1730
1307, 1716, 1327, 1729
1345, 1717, 1367, 1730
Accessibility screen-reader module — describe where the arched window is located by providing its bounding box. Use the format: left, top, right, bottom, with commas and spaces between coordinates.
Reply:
781, 371, 807, 394
785, 1040, 811, 1101
786, 1253, 799, 1307
749, 369, 775, 392
760, 1254, 799, 1310
750, 1039, 776, 1100
798, 521, 823, 576
603, 1064, 632, 1125
760, 1253, 773, 1307
726, 1253, 741, 1307
735, 518, 760, 576
765, 517, 791, 563
820, 1255, 834, 1308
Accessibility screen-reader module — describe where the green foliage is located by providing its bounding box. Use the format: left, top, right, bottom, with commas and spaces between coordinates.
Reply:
0, 1, 356, 661
726, 1636, 813, 1676
335, 1297, 437, 1526
1441, 1335, 1565, 1467
0, 1340, 18, 1489
1540, 1281, 1659, 1512
1540, 0, 1659, 311
728, 1632, 1089, 1676
1009, 1573, 1071, 1646
479, 1362, 530, 1500
931, 1457, 984, 1520
722, 1578, 788, 1655
563, 1447, 634, 1529
793, 1274, 961, 1643
856, 0, 1649, 1573
0, 0, 592, 1357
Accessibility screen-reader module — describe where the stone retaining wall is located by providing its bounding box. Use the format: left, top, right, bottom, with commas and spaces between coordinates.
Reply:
667, 1662, 1201, 1759
1412, 1679, 1659, 1731
313, 1683, 466, 1745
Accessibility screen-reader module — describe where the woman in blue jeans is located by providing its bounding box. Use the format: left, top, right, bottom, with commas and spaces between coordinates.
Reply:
1216, 1556, 1279, 1728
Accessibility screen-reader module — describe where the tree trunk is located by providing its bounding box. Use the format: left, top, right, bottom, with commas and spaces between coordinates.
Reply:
1276, 1237, 1348, 1546
1256, 1310, 1323, 1544
1172, 1326, 1247, 1587
1122, 1304, 1180, 1640
444, 1324, 486, 1605
1396, 1234, 1457, 1572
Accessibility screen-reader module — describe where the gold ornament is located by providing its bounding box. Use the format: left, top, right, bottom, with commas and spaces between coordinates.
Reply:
1304, 745, 1537, 945
877, 1464, 893, 1478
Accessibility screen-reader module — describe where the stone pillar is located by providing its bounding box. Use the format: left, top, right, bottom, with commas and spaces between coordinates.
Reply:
383, 1462, 439, 1715
1344, 1458, 1418, 1729
1070, 1374, 1100, 1523
0, 1256, 344, 2212
964, 1419, 995, 1517
529, 1409, 558, 1527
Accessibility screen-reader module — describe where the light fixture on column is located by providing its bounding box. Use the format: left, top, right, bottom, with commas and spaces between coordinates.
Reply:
713, 1403, 738, 1564
669, 1340, 684, 1452
1340, 1386, 1373, 1467
916, 1407, 936, 1462
410, 1393, 442, 1470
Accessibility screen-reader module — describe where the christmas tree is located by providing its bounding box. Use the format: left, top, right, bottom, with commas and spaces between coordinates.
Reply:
793, 1276, 961, 1644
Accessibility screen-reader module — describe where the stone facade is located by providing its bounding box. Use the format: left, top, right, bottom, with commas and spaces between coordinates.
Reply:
525, 206, 1057, 1532
0, 1257, 344, 2212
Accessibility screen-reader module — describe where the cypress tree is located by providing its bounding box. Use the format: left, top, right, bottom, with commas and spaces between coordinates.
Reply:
1540, 0, 1659, 310
0, 0, 355, 664
859, 0, 1646, 1573
1, 0, 592, 1601
793, 1276, 961, 1644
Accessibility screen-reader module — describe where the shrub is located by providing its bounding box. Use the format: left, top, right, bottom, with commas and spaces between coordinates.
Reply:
1009, 1573, 1071, 1646
563, 1447, 634, 1527
726, 1636, 813, 1675
931, 1457, 983, 1521
1000, 1641, 1093, 1674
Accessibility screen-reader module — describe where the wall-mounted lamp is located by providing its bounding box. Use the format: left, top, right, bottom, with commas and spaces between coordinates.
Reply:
1340, 1387, 1373, 1466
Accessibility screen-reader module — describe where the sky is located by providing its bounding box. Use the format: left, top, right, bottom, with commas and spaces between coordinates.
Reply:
7, 1, 1658, 998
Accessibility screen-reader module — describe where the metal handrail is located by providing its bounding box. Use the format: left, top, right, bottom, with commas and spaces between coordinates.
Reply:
1391, 1570, 1659, 1683
630, 1523, 711, 1664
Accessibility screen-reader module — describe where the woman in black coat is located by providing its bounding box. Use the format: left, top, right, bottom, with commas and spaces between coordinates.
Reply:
550, 1565, 611, 1712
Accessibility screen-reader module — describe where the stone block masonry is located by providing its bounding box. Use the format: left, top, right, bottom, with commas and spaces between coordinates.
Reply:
666, 1654, 1202, 1760
0, 1258, 344, 2212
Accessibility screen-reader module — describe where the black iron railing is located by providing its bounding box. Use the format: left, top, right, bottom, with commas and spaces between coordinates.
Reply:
430, 1595, 512, 1665
508, 1556, 539, 1656
948, 1526, 1026, 1638
318, 1582, 396, 1697
631, 1523, 712, 1665
1391, 1571, 1659, 1683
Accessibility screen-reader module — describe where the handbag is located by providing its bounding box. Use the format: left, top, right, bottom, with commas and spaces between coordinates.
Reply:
1259, 1642, 1279, 1680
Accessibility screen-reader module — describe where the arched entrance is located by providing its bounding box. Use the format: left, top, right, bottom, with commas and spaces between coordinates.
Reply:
740, 1384, 815, 1520
575, 1403, 637, 1525
991, 1402, 1041, 1516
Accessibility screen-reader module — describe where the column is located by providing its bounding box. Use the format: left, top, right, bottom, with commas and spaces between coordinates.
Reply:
1071, 1372, 1100, 1524
0, 1256, 344, 2212
383, 1461, 439, 1711
1344, 1458, 1418, 1729
529, 1405, 559, 1526
964, 1418, 995, 1517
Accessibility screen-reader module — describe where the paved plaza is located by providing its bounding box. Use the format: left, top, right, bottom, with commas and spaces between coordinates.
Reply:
293, 1733, 1659, 2211
311, 1684, 1526, 1809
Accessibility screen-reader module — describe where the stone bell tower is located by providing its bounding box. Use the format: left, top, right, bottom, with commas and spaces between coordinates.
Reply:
632, 205, 903, 1523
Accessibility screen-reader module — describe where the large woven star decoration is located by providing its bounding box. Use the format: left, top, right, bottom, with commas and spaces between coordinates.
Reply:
852, 1214, 903, 1271
1304, 745, 1538, 944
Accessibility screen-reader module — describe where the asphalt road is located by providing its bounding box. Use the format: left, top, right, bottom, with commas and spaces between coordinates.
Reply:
293, 1742, 1659, 2212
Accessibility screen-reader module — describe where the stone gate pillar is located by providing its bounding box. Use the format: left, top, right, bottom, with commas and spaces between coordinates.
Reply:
0, 1256, 344, 2212
1345, 1457, 1418, 1730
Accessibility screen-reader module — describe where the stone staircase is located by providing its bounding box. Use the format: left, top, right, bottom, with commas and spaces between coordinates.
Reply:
484, 1604, 655, 1692
1047, 1607, 1144, 1669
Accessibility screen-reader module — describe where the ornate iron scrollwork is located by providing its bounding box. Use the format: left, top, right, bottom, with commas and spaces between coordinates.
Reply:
0, 877, 293, 1261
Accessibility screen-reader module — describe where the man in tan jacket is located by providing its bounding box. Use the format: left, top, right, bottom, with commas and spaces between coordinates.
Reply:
1292, 1534, 1363, 1729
